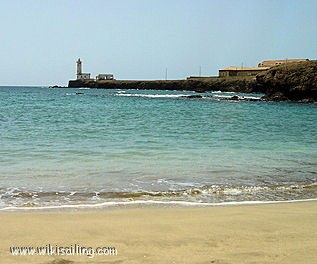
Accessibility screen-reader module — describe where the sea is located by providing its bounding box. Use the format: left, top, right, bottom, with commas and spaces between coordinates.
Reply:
0, 86, 316, 210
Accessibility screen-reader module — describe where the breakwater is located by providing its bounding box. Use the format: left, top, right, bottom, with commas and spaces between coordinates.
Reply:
68, 76, 259, 94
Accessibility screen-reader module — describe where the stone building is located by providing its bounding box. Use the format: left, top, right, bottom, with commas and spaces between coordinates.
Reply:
219, 58, 309, 77
96, 74, 114, 80
258, 59, 308, 67
219, 67, 269, 77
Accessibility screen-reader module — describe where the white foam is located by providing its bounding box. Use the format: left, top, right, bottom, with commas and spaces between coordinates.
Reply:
223, 188, 243, 195
212, 95, 261, 101
212, 95, 235, 99
240, 96, 262, 100
1, 198, 316, 211
116, 93, 189, 99
211, 91, 235, 94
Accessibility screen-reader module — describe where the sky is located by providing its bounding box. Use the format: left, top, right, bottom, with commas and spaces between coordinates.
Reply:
0, 0, 317, 86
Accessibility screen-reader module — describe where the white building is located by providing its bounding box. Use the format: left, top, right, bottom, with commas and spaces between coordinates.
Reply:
96, 74, 114, 80
76, 58, 91, 80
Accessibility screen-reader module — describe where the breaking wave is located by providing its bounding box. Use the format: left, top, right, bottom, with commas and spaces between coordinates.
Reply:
1, 183, 316, 210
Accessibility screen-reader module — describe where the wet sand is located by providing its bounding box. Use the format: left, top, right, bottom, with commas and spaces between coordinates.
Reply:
0, 201, 316, 263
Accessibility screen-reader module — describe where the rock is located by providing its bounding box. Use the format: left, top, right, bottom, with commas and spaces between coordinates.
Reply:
185, 95, 203, 99
298, 98, 315, 103
256, 60, 317, 102
265, 92, 289, 101
49, 85, 66, 88
229, 95, 240, 100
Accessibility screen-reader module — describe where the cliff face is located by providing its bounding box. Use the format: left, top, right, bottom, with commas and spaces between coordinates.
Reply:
256, 60, 317, 102
68, 60, 317, 102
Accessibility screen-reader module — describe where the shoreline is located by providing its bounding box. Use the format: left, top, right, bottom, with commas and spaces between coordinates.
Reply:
1, 197, 317, 212
0, 201, 316, 263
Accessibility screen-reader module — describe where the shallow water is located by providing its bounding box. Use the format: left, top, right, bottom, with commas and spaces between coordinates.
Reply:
0, 86, 316, 209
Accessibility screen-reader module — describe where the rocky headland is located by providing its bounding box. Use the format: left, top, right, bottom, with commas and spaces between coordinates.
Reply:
256, 60, 317, 102
67, 60, 317, 102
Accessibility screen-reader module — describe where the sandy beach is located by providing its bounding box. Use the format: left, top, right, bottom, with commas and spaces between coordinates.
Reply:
0, 201, 316, 264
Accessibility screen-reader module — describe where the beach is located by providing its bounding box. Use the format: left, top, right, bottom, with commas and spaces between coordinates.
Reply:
0, 201, 316, 264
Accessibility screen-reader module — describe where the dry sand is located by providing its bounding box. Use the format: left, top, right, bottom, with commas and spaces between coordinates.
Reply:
0, 201, 316, 264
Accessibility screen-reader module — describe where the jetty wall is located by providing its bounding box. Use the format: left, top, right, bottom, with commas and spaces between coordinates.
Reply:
68, 77, 259, 94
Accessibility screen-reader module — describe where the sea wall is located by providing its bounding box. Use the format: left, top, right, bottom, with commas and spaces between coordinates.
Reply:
68, 77, 259, 94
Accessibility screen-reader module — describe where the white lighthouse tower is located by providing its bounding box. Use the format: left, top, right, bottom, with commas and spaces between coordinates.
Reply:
76, 58, 82, 76
76, 58, 91, 80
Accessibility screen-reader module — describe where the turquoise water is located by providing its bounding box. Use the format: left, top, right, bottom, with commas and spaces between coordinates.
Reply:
0, 86, 316, 209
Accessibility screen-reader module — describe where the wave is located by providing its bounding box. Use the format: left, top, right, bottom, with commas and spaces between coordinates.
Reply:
1, 198, 317, 211
1, 183, 316, 210
115, 92, 263, 101
64, 90, 263, 102
211, 91, 235, 94
115, 93, 191, 99
1, 183, 316, 198
212, 94, 262, 100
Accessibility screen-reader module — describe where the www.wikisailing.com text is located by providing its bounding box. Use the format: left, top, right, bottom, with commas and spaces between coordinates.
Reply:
10, 244, 117, 258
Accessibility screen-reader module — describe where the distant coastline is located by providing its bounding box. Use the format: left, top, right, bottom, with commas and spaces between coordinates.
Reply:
65, 60, 317, 102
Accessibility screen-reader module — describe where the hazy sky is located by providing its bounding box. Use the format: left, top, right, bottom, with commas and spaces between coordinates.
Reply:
1, 0, 316, 86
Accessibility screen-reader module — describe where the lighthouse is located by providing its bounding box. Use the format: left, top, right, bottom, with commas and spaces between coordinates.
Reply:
76, 58, 91, 80
76, 58, 82, 76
